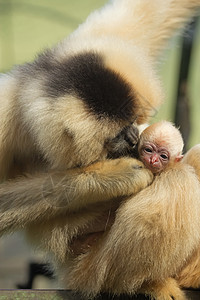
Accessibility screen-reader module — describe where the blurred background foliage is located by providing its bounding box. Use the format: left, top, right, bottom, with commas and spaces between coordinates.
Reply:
0, 0, 200, 148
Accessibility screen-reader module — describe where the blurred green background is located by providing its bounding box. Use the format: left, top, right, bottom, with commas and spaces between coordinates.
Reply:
0, 0, 200, 148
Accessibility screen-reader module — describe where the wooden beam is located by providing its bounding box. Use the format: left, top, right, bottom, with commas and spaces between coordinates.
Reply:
0, 290, 199, 300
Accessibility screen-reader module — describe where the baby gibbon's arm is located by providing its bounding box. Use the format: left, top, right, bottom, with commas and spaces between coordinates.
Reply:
0, 157, 153, 235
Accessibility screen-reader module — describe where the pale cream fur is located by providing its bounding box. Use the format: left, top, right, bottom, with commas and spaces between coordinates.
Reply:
69, 0, 200, 58
66, 160, 200, 299
175, 145, 200, 289
0, 0, 200, 299
139, 121, 184, 158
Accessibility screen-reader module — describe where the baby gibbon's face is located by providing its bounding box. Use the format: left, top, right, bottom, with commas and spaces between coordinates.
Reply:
139, 142, 170, 174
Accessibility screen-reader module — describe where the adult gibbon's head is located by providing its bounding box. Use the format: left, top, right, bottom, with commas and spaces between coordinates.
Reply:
16, 36, 163, 168
10, 0, 200, 169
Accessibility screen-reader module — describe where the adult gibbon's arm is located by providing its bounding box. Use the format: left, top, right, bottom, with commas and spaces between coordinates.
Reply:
0, 157, 153, 235
175, 144, 200, 289
182, 144, 200, 179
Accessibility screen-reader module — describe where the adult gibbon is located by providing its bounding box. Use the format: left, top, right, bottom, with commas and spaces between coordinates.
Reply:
0, 0, 200, 299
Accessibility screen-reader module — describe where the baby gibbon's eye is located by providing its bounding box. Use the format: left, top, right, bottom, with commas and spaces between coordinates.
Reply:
144, 148, 152, 153
160, 154, 168, 160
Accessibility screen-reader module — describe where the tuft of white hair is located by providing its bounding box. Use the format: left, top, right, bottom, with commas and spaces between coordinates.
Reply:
139, 121, 184, 157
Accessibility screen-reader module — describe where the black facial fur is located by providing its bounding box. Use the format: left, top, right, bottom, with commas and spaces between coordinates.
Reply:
20, 51, 137, 121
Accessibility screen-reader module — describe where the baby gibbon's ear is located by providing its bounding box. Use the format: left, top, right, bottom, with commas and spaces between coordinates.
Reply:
175, 155, 184, 162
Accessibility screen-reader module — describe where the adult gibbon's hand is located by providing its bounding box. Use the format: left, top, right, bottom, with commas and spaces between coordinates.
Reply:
105, 124, 139, 158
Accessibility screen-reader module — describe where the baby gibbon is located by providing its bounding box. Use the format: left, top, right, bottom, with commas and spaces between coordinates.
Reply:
138, 121, 184, 174
69, 121, 185, 256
